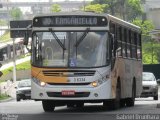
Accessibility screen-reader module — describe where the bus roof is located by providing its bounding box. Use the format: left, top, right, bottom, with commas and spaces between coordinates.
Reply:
33, 12, 141, 32
107, 14, 141, 32
33, 12, 106, 18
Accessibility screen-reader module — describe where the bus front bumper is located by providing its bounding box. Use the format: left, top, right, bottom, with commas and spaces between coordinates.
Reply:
31, 80, 113, 101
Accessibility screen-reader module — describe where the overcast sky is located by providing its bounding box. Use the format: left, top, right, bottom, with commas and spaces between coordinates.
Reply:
10, 0, 92, 2
9, 0, 92, 14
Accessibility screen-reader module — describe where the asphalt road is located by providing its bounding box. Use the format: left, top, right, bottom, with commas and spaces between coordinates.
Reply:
0, 97, 160, 120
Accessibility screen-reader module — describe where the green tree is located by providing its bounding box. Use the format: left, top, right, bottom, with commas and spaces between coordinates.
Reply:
132, 19, 154, 35
83, 4, 108, 13
126, 0, 143, 21
50, 4, 61, 12
132, 19, 156, 64
9, 7, 22, 20
91, 0, 143, 21
91, 0, 118, 15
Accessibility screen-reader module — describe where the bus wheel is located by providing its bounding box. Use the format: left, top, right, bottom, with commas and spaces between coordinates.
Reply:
16, 95, 21, 102
103, 81, 121, 110
67, 103, 75, 108
120, 99, 126, 108
153, 95, 158, 100
126, 82, 136, 107
76, 102, 84, 108
42, 100, 55, 112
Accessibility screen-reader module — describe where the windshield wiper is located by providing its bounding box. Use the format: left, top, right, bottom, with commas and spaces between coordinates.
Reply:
74, 28, 90, 47
51, 32, 66, 50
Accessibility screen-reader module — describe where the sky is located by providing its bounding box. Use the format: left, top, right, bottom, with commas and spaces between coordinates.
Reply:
4, 0, 93, 14
10, 0, 93, 2
9, 0, 93, 14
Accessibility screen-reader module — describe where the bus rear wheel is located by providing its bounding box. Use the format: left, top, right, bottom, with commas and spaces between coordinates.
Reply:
126, 82, 136, 107
42, 100, 55, 112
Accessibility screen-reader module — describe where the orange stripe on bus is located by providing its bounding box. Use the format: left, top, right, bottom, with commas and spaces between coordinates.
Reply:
31, 66, 68, 83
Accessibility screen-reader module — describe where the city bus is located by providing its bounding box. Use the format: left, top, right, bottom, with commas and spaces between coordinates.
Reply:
24, 12, 142, 112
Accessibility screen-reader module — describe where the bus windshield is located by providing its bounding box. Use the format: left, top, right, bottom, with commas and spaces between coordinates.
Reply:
32, 31, 109, 68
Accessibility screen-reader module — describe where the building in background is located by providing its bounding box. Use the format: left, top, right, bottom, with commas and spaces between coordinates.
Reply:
0, 1, 90, 19
142, 0, 160, 41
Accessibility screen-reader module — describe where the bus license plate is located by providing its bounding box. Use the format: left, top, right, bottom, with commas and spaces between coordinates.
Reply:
61, 90, 75, 96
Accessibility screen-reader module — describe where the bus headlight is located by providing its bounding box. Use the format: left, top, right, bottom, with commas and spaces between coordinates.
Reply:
40, 81, 46, 87
32, 77, 46, 87
91, 77, 108, 87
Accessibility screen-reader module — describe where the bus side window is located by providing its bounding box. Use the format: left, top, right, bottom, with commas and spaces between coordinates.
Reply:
126, 29, 129, 58
123, 28, 127, 57
137, 33, 142, 59
131, 32, 137, 59
116, 25, 122, 57
121, 28, 127, 58
128, 30, 132, 58
109, 21, 116, 58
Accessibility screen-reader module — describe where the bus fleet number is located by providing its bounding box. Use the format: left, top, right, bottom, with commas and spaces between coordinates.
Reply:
74, 78, 85, 82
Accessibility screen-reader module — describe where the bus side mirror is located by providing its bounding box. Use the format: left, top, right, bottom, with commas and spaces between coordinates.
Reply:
23, 32, 29, 45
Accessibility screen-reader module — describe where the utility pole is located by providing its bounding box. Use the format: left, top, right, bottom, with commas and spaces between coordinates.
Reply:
0, 63, 3, 96
83, 0, 86, 11
13, 38, 16, 84
151, 39, 153, 64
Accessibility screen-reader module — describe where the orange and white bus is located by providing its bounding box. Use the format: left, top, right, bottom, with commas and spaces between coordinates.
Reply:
24, 12, 142, 112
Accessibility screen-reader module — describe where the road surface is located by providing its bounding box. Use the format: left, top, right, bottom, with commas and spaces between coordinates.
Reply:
0, 97, 160, 120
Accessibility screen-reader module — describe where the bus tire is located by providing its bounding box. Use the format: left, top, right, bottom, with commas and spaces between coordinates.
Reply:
42, 100, 55, 112
76, 102, 84, 108
126, 81, 136, 107
103, 81, 121, 110
154, 95, 158, 100
67, 103, 75, 108
16, 98, 21, 102
120, 99, 126, 107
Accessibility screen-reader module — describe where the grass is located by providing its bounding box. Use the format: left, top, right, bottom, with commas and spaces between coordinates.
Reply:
0, 20, 7, 26
0, 93, 10, 101
0, 31, 11, 42
1, 60, 31, 76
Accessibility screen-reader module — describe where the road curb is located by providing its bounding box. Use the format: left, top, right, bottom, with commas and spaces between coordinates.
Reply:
0, 97, 13, 103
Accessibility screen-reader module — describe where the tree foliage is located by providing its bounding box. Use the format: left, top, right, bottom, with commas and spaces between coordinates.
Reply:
132, 19, 156, 64
91, 0, 143, 21
9, 7, 22, 20
126, 0, 143, 20
91, 0, 157, 64
91, 0, 119, 15
142, 42, 160, 64
51, 4, 61, 12
132, 19, 154, 35
83, 4, 108, 13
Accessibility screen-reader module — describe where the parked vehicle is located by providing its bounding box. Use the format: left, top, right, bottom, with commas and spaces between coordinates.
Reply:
16, 79, 31, 101
141, 72, 158, 100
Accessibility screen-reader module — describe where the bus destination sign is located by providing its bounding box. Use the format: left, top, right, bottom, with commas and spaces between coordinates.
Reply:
33, 16, 108, 27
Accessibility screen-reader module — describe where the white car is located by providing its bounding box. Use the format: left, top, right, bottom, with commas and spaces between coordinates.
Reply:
16, 79, 31, 101
141, 72, 158, 100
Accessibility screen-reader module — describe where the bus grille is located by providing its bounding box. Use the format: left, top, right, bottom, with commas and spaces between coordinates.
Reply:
47, 92, 90, 97
47, 82, 91, 86
42, 70, 95, 77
